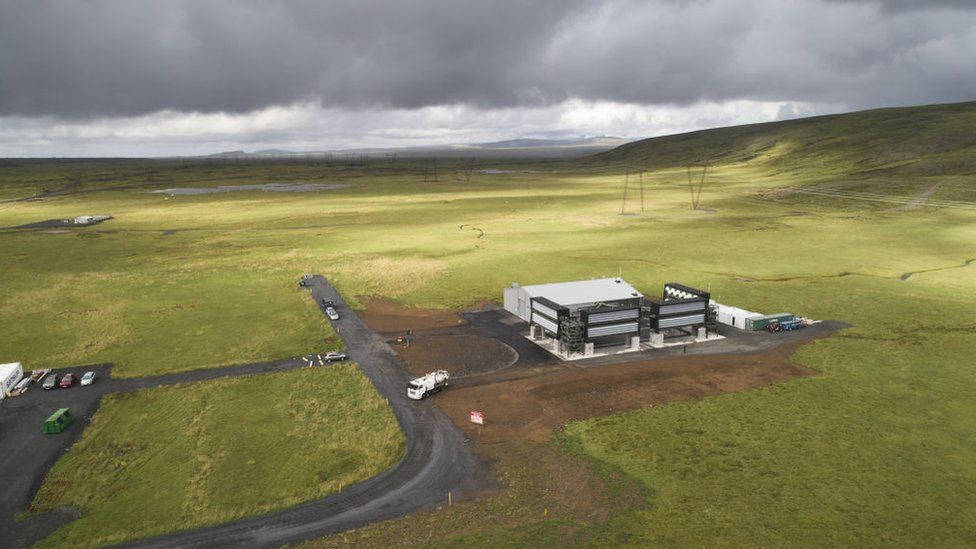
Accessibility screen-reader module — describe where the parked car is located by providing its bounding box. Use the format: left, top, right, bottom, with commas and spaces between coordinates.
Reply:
42, 374, 59, 390
30, 369, 51, 382
325, 306, 340, 321
321, 299, 334, 307
80, 371, 97, 386
59, 373, 77, 389
324, 351, 347, 362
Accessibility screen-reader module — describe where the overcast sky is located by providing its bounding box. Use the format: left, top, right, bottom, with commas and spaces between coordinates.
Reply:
1, 0, 974, 157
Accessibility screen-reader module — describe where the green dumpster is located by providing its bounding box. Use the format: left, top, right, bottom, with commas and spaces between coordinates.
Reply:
43, 408, 74, 434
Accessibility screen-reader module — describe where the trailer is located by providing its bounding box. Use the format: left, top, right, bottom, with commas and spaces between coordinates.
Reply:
745, 313, 794, 331
1, 362, 24, 398
768, 318, 806, 332
407, 370, 450, 400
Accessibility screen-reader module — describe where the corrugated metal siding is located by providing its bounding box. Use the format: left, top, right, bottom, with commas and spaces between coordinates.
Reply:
659, 301, 706, 315
532, 313, 559, 334
587, 322, 639, 338
587, 308, 640, 324
657, 314, 705, 329
532, 300, 559, 319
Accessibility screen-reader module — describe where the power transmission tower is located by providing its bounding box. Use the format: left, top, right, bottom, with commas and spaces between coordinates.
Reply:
423, 158, 439, 182
620, 168, 630, 215
639, 169, 645, 213
686, 162, 709, 210
621, 168, 646, 215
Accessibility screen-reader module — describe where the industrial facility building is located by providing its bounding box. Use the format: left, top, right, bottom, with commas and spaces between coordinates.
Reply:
504, 278, 644, 354
646, 283, 711, 342
504, 278, 719, 357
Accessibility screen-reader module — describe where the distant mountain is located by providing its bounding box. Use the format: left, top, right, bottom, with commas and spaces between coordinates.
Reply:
198, 135, 631, 160
469, 136, 629, 149
205, 150, 247, 159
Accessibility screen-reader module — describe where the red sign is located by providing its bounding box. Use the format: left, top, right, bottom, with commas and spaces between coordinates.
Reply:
470, 411, 484, 425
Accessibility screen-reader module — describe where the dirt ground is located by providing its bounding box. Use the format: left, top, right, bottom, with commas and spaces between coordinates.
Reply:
393, 334, 519, 378
358, 297, 469, 334
329, 299, 831, 548
439, 339, 815, 443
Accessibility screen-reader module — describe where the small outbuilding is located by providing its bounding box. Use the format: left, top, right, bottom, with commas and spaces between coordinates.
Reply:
710, 301, 763, 330
43, 408, 75, 434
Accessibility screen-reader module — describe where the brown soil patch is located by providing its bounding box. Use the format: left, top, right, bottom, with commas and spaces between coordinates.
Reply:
440, 338, 815, 443
393, 334, 518, 378
358, 297, 467, 334
313, 332, 830, 548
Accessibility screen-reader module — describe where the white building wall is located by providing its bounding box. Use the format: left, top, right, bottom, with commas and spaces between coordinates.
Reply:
503, 285, 531, 321
710, 301, 762, 330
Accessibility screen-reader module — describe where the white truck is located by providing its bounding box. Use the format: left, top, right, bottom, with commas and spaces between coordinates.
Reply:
1, 362, 24, 400
407, 370, 450, 400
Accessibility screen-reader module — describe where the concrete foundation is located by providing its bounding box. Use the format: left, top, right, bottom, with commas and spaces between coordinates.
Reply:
649, 332, 665, 348
630, 335, 641, 350
584, 342, 595, 356
696, 327, 707, 342
529, 325, 537, 339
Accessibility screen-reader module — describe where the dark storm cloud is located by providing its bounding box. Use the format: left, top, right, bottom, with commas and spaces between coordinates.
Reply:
1, 0, 974, 118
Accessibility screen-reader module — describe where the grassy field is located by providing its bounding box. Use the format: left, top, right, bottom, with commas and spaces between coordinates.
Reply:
3, 101, 976, 545
29, 364, 405, 548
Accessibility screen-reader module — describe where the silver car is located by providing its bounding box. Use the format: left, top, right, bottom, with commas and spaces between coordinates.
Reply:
325, 306, 339, 321
80, 371, 96, 386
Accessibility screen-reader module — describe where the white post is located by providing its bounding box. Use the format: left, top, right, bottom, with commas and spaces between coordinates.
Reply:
584, 342, 595, 356
630, 335, 640, 350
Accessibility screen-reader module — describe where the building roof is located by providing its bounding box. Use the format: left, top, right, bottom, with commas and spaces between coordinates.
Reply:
709, 300, 762, 317
1, 362, 22, 376
521, 278, 642, 307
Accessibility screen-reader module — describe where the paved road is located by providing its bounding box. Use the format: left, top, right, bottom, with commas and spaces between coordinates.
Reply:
1, 357, 323, 547
124, 276, 491, 548
1, 276, 491, 548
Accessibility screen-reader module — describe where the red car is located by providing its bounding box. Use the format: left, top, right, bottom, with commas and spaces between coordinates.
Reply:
59, 373, 77, 388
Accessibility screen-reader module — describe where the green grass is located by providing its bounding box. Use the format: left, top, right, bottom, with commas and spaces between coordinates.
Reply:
29, 364, 405, 548
561, 279, 976, 546
3, 101, 976, 545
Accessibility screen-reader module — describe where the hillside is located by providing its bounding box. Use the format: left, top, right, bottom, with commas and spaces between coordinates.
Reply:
592, 101, 976, 178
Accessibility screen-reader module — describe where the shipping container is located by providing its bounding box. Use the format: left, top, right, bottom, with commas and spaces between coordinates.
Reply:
43, 408, 75, 434
746, 313, 794, 331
